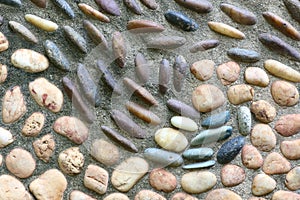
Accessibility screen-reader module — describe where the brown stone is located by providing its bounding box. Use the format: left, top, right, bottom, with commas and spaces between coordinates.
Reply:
285, 167, 300, 190
33, 134, 55, 163
241, 144, 263, 169
90, 139, 119, 166
69, 190, 96, 200
263, 152, 291, 175
0, 31, 9, 52
84, 164, 109, 195
190, 60, 215, 81
252, 174, 276, 196
149, 168, 177, 193
250, 100, 276, 123
271, 80, 299, 106
275, 114, 300, 137
245, 67, 269, 87
281, 139, 300, 159
272, 190, 300, 200
227, 84, 254, 105
22, 112, 45, 137
217, 61, 240, 85
127, 19, 164, 33
134, 190, 166, 200
205, 189, 242, 200
221, 164, 246, 187
251, 124, 276, 152
0, 64, 7, 83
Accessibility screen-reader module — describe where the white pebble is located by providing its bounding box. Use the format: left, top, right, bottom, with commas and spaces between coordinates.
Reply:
0, 127, 14, 148
171, 116, 198, 131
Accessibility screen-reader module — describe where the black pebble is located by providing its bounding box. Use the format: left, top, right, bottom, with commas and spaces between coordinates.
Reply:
164, 10, 199, 32
217, 136, 245, 164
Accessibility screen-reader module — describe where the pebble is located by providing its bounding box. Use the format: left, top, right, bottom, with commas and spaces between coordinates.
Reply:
111, 109, 147, 139
126, 101, 161, 125
201, 110, 230, 128
217, 136, 245, 164
263, 11, 300, 40
112, 31, 126, 67
43, 40, 70, 71
0, 154, 2, 166
217, 61, 240, 85
30, 0, 46, 8
174, 0, 212, 13
285, 167, 300, 190
135, 190, 166, 200
275, 114, 300, 137
63, 26, 88, 53
155, 128, 188, 152
111, 157, 149, 192
6, 148, 36, 178
183, 148, 214, 161
258, 33, 300, 61
221, 164, 246, 187
70, 190, 96, 200
263, 152, 291, 175
29, 77, 63, 113
144, 148, 183, 167
191, 126, 232, 146
9, 21, 38, 43
182, 160, 216, 169
0, 16, 2, 26
2, 86, 26, 124
159, 58, 170, 94
181, 171, 217, 194
78, 3, 110, 22
149, 168, 177, 192
220, 3, 257, 25
244, 67, 269, 87
271, 80, 299, 106
227, 84, 254, 105
281, 139, 300, 159
0, 0, 21, 7
0, 175, 32, 199
189, 39, 220, 53
171, 116, 197, 131
124, 0, 143, 15
11, 49, 49, 73
190, 59, 215, 81
62, 77, 96, 123
53, 116, 89, 144
84, 164, 109, 194
192, 84, 226, 112
205, 189, 242, 200
250, 100, 276, 123
146, 36, 186, 49
0, 64, 7, 83
123, 77, 158, 106
237, 106, 251, 136
139, 0, 158, 10
104, 193, 130, 200
83, 20, 108, 48
284, 0, 300, 23
208, 21, 245, 39
58, 147, 84, 175
173, 55, 188, 92
171, 192, 198, 200
25, 14, 58, 32
165, 10, 199, 31
241, 144, 263, 169
272, 190, 300, 200
251, 124, 276, 151
32, 134, 55, 163
264, 59, 300, 82
90, 139, 119, 166
167, 99, 200, 119
94, 0, 120, 16
77, 64, 100, 107
252, 174, 276, 196
101, 125, 138, 153
52, 0, 75, 18
0, 127, 14, 147
227, 48, 261, 63
22, 112, 45, 137
135, 52, 149, 83
0, 32, 8, 52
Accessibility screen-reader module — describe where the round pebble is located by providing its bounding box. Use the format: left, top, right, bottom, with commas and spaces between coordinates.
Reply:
84, 164, 109, 195
250, 100, 276, 123
275, 114, 300, 137
285, 167, 300, 190
32, 134, 55, 163
155, 128, 188, 152
190, 59, 215, 81
90, 139, 120, 166
250, 124, 276, 152
205, 189, 242, 200
103, 193, 130, 200
134, 190, 166, 200
149, 168, 177, 193
0, 175, 32, 199
241, 144, 263, 169
237, 106, 251, 136
171, 192, 198, 200
263, 152, 291, 175
0, 127, 14, 148
252, 174, 276, 196
272, 190, 300, 200
70, 190, 96, 200
181, 171, 217, 194
227, 84, 254, 105
271, 80, 299, 106
244, 67, 269, 87
6, 148, 36, 178
221, 164, 246, 187
0, 64, 7, 83
58, 147, 84, 175
217, 61, 240, 85
280, 139, 300, 159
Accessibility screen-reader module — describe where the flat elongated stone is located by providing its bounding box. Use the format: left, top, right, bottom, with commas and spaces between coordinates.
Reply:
94, 0, 120, 16
90, 139, 119, 166
70, 190, 96, 200
58, 147, 84, 175
272, 190, 300, 200
190, 59, 215, 81
245, 67, 269, 87
217, 61, 240, 85
250, 100, 276, 123
201, 111, 230, 128
167, 99, 200, 119
263, 11, 300, 40
22, 112, 45, 137
52, 0, 75, 18
284, 0, 300, 23
63, 26, 88, 53
227, 84, 254, 105
275, 114, 300, 137
171, 116, 197, 131
0, 175, 32, 199
241, 144, 263, 169
146, 36, 186, 49
221, 164, 245, 187
135, 52, 149, 83
173, 55, 188, 92
124, 0, 142, 14
217, 136, 245, 164
182, 160, 216, 169
263, 152, 291, 175
227, 48, 260, 63
9, 21, 38, 43
208, 22, 245, 39
139, 0, 158, 10
155, 128, 188, 152
111, 109, 147, 139
83, 20, 108, 48
252, 174, 276, 196
0, 64, 7, 84
251, 124, 276, 152
281, 139, 300, 159
237, 106, 251, 136
33, 134, 55, 163
220, 3, 257, 25
84, 165, 108, 194
181, 171, 217, 194
144, 148, 183, 167
165, 10, 199, 31
78, 3, 110, 22
111, 157, 148, 192
205, 189, 242, 200
30, 0, 46, 8
0, 32, 8, 52
191, 126, 232, 146
171, 192, 198, 200
264, 59, 300, 82
2, 86, 26, 124
285, 167, 300, 190
112, 31, 126, 67
127, 19, 164, 33
174, 0, 212, 13
189, 39, 219, 53
135, 190, 166, 200
0, 0, 21, 7
44, 40, 70, 71
25, 14, 58, 32
271, 80, 299, 106
159, 59, 170, 94
11, 49, 49, 73
149, 168, 177, 193
0, 127, 14, 147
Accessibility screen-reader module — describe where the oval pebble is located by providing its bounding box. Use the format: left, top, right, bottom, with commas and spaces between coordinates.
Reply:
275, 114, 300, 137
0, 64, 7, 84
237, 106, 251, 136
127, 19, 164, 33
21, 112, 45, 137
149, 168, 177, 193
124, 0, 142, 15
155, 128, 188, 152
227, 48, 260, 63
112, 31, 126, 67
252, 174, 276, 196
216, 61, 240, 85
244, 67, 269, 87
190, 59, 215, 81
144, 148, 183, 167
181, 171, 217, 194
272, 190, 300, 200
227, 84, 254, 105
284, 0, 300, 23
104, 193, 129, 200
146, 36, 186, 49
165, 10, 199, 31
217, 136, 245, 164
135, 52, 149, 83
25, 14, 58, 32
250, 100, 276, 123
251, 124, 276, 152
241, 145, 263, 169
167, 99, 200, 119
135, 190, 166, 200
70, 190, 96, 200
263, 152, 291, 175
83, 20, 108, 48
182, 160, 216, 169
264, 59, 300, 82
285, 167, 300, 190
32, 134, 55, 163
30, 0, 46, 8
84, 164, 108, 194
191, 126, 232, 146
183, 147, 214, 161
78, 3, 110, 22
271, 80, 299, 106
0, 175, 32, 199
126, 102, 161, 125
139, 0, 158, 10
173, 55, 188, 92
52, 0, 74, 18
208, 21, 245, 39
0, 0, 21, 7
58, 147, 84, 175
221, 164, 246, 187
189, 39, 219, 53
90, 139, 119, 166
0, 32, 9, 52
9, 21, 38, 43
171, 192, 198, 200
174, 0, 212, 13
171, 116, 197, 131
159, 58, 170, 94
220, 3, 257, 25
205, 189, 242, 200
63, 26, 88, 53
94, 0, 120, 16
281, 139, 300, 159
201, 110, 230, 128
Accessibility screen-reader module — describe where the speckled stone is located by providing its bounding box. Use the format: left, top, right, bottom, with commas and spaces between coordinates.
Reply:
149, 168, 177, 193
281, 139, 300, 159
134, 190, 166, 200
263, 152, 291, 175
245, 67, 269, 87
285, 167, 300, 190
171, 192, 198, 200
0, 175, 32, 199
275, 114, 300, 137
90, 139, 119, 166
217, 61, 240, 85
241, 145, 263, 169
271, 80, 299, 106
250, 100, 276, 123
181, 171, 217, 194
251, 124, 276, 152
190, 59, 215, 81
217, 136, 245, 164
221, 164, 246, 187
69, 190, 96, 200
22, 112, 45, 137
155, 128, 188, 152
58, 147, 84, 175
103, 193, 130, 200
252, 174, 276, 196
272, 190, 300, 200
84, 164, 109, 195
33, 134, 55, 163
237, 106, 251, 136
205, 189, 242, 200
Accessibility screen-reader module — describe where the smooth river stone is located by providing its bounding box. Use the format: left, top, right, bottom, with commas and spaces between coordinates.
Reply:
191, 126, 232, 146
216, 61, 240, 85
0, 175, 32, 200
284, 0, 300, 23
217, 136, 245, 164
192, 84, 226, 112
201, 110, 230, 128
221, 164, 245, 187
181, 171, 217, 194
205, 189, 242, 200
251, 124, 276, 152
183, 147, 214, 161
241, 144, 263, 169
25, 14, 58, 32
171, 192, 198, 200
134, 190, 166, 200
171, 116, 198, 131
149, 168, 177, 193
271, 80, 299, 106
0, 64, 7, 83
237, 106, 251, 136
84, 164, 108, 195
0, 127, 14, 148
281, 139, 300, 159
220, 3, 257, 25
29, 77, 63, 113
263, 152, 291, 175
190, 59, 215, 81
0, 32, 9, 52
272, 190, 300, 200
251, 100, 276, 123
174, 0, 213, 13
90, 139, 119, 166
70, 190, 96, 200
182, 160, 216, 170
227, 48, 261, 63
275, 114, 300, 137
167, 99, 200, 119
285, 167, 300, 190
9, 21, 38, 43
111, 157, 149, 192
164, 10, 199, 32
144, 148, 183, 167
264, 59, 300, 82
104, 193, 129, 200
252, 174, 276, 196
208, 21, 245, 39
227, 84, 254, 105
245, 67, 269, 87
155, 128, 188, 152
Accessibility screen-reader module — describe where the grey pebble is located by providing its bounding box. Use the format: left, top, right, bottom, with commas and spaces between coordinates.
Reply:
124, 0, 142, 15
182, 160, 216, 169
63, 26, 88, 53
83, 20, 108, 49
183, 148, 214, 161
9, 21, 38, 43
173, 55, 188, 92
51, 0, 75, 18
217, 136, 245, 164
135, 52, 149, 84
227, 48, 261, 63
159, 59, 170, 94
146, 36, 186, 49
201, 110, 230, 128
237, 106, 251, 136
189, 39, 220, 53
144, 148, 183, 167
167, 99, 200, 119
0, 0, 21, 7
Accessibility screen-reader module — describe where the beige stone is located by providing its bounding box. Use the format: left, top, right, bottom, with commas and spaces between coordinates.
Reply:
69, 190, 96, 200
25, 14, 58, 32
22, 112, 45, 137
0, 175, 32, 200
154, 128, 188, 152
205, 189, 242, 200
272, 190, 300, 200
251, 124, 276, 152
33, 134, 55, 162
263, 152, 291, 175
58, 147, 84, 175
103, 193, 130, 200
217, 61, 240, 85
251, 100, 276, 123
221, 164, 245, 187
0, 32, 9, 52
171, 192, 198, 200
227, 84, 254, 105
181, 171, 217, 194
0, 127, 14, 148
281, 139, 300, 159
134, 190, 166, 200
0, 64, 7, 83
245, 67, 269, 87
285, 167, 300, 190
149, 168, 177, 193
271, 80, 299, 106
275, 114, 300, 137
90, 139, 119, 166
264, 59, 300, 82
252, 174, 276, 196
84, 164, 109, 195
190, 59, 214, 81
241, 144, 263, 169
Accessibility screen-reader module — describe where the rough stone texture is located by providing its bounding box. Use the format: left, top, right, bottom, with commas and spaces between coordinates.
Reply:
22, 112, 45, 137
285, 167, 300, 190
190, 59, 215, 81
263, 152, 291, 175
181, 171, 217, 194
216, 61, 240, 85
275, 114, 300, 137
58, 147, 84, 175
0, 175, 32, 200
205, 189, 242, 200
84, 164, 109, 195
250, 100, 276, 123
33, 134, 55, 162
90, 139, 119, 166
252, 174, 276, 196
221, 164, 246, 187
280, 139, 300, 159
241, 144, 263, 169
271, 80, 299, 106
134, 190, 166, 200
250, 124, 276, 152
244, 67, 269, 87
149, 168, 177, 193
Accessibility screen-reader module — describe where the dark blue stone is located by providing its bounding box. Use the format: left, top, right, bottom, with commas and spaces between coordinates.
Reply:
52, 0, 75, 18
227, 48, 261, 63
164, 10, 199, 32
201, 111, 230, 128
0, 0, 21, 7
217, 136, 245, 164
